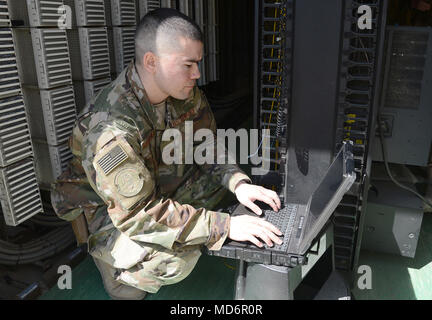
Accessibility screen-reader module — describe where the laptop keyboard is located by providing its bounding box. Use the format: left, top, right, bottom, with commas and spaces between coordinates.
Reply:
262, 204, 298, 251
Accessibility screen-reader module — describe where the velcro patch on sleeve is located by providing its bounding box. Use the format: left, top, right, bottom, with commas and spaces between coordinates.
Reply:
93, 137, 155, 210
97, 145, 128, 176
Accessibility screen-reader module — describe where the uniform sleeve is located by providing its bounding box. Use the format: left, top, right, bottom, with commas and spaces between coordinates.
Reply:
81, 119, 230, 251
194, 89, 252, 193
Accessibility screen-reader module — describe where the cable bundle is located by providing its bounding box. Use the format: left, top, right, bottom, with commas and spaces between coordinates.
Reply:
0, 226, 75, 266
29, 201, 70, 228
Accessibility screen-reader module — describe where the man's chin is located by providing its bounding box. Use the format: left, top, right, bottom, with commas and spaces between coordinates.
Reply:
172, 90, 193, 100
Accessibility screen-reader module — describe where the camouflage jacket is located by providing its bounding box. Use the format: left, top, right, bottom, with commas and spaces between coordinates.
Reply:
51, 60, 251, 257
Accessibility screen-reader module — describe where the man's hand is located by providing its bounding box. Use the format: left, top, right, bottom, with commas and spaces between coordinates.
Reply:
228, 215, 283, 248
234, 181, 281, 215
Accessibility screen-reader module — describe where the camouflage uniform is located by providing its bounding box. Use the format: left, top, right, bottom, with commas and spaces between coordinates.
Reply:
51, 60, 251, 295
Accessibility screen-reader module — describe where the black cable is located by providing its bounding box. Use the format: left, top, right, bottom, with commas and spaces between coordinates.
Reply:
0, 227, 67, 251
0, 226, 75, 264
0, 233, 75, 265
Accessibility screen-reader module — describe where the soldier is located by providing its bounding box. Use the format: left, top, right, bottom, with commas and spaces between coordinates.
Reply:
51, 8, 282, 300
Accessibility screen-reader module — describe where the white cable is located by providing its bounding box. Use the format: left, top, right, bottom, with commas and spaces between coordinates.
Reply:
378, 114, 432, 209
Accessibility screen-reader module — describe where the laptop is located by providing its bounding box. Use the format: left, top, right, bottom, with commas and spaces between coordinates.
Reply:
207, 141, 356, 267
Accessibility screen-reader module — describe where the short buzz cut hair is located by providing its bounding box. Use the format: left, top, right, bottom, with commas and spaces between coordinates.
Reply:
134, 8, 203, 66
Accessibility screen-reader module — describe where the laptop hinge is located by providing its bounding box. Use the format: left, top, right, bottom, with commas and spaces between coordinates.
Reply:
308, 239, 321, 255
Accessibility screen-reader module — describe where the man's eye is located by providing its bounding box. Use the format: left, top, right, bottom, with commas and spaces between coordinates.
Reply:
185, 64, 192, 68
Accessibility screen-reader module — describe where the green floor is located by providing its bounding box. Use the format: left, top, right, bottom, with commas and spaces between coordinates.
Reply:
40, 214, 432, 300
352, 213, 432, 300
39, 253, 237, 300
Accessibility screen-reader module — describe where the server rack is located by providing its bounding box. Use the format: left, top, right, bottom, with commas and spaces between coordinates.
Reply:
30, 28, 73, 89
9, 0, 76, 190
75, 0, 107, 27
160, 0, 176, 9
333, 0, 387, 272
83, 76, 112, 102
178, 0, 194, 17
23, 86, 77, 146
0, 1, 9, 26
0, 158, 43, 226
0, 96, 33, 166
112, 26, 136, 74
26, 0, 65, 27
0, 3, 42, 226
193, 0, 207, 86
206, 0, 218, 82
110, 0, 136, 75
158, 0, 218, 87
68, 27, 111, 96
137, 0, 161, 19
253, 0, 293, 203
111, 0, 137, 27
253, 0, 387, 274
0, 29, 21, 99
66, 0, 111, 113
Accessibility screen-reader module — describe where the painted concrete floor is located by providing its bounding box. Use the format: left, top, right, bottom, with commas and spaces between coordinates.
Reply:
39, 252, 237, 300
39, 215, 432, 300
352, 213, 432, 300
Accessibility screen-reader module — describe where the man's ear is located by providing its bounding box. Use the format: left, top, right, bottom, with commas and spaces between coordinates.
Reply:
142, 52, 157, 73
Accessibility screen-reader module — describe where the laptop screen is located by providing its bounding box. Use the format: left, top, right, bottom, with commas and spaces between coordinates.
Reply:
297, 144, 350, 252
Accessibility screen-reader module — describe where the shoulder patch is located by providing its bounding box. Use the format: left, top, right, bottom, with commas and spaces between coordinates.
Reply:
114, 168, 143, 197
97, 145, 128, 175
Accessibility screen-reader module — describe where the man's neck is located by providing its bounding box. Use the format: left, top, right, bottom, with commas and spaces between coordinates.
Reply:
135, 64, 168, 105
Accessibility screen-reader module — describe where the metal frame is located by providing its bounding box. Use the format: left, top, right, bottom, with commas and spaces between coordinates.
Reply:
332, 0, 388, 272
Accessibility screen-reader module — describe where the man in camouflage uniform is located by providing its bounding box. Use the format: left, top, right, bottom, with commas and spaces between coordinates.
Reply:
51, 8, 282, 299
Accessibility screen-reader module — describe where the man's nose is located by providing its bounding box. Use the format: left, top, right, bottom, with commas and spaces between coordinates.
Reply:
191, 64, 201, 80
